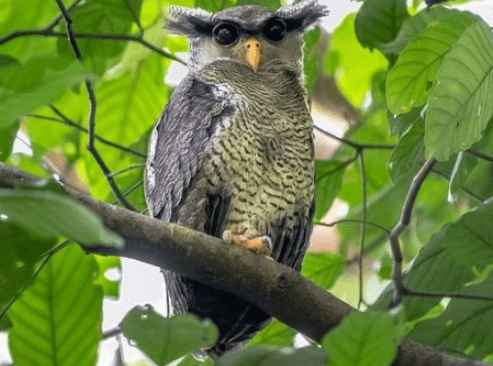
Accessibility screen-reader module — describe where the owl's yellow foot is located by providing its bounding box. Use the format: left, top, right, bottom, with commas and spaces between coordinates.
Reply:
223, 226, 273, 255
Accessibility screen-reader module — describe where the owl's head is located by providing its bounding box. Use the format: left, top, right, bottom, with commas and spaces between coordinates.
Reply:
165, 1, 328, 73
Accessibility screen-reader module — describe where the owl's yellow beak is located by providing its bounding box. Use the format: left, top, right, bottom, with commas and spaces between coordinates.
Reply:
240, 38, 261, 72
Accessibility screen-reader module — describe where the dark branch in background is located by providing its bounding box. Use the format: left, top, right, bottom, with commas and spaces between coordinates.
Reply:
467, 148, 493, 164
405, 289, 493, 302
46, 0, 82, 31
390, 157, 437, 306
49, 105, 147, 159
109, 164, 146, 178
314, 122, 395, 151
357, 151, 367, 309
318, 219, 390, 235
0, 162, 488, 366
0, 30, 186, 66
27, 111, 146, 159
103, 327, 122, 340
53, 0, 137, 211
431, 167, 484, 203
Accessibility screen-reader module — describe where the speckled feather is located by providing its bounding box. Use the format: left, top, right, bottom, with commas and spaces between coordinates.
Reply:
145, 1, 327, 357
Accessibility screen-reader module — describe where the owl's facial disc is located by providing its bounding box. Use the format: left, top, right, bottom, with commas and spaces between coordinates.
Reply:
238, 38, 261, 72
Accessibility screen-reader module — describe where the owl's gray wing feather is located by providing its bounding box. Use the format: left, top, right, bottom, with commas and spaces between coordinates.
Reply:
145, 74, 234, 222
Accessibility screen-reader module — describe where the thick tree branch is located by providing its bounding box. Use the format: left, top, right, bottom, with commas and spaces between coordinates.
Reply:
0, 162, 488, 366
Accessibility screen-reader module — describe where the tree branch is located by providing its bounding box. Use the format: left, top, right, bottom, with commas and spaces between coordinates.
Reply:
0, 161, 488, 366
390, 157, 437, 306
0, 29, 186, 66
53, 0, 137, 211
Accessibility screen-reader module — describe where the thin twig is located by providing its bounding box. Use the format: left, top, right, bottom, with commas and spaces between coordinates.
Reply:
50, 104, 145, 158
0, 30, 186, 66
390, 157, 437, 306
85, 81, 137, 211
54, 0, 81, 58
406, 289, 493, 303
108, 164, 146, 177
46, 0, 82, 30
103, 327, 122, 340
27, 112, 146, 159
316, 219, 390, 235
357, 151, 367, 310
466, 149, 493, 164
0, 248, 56, 322
314, 123, 395, 151
53, 0, 137, 211
431, 167, 484, 203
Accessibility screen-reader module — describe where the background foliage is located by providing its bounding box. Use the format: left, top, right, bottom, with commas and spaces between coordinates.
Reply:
1, 0, 493, 365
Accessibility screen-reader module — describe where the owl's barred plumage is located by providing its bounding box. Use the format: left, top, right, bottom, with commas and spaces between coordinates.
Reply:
145, 0, 327, 357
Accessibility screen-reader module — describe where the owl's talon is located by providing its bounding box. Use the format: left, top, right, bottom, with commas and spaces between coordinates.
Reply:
223, 229, 272, 255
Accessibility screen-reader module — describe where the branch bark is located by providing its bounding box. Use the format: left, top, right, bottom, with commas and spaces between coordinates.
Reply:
0, 161, 487, 366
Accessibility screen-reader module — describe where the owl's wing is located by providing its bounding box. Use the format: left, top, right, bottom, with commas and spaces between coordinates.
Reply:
145, 74, 235, 222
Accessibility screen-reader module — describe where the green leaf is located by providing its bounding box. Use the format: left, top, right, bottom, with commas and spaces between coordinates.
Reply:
386, 12, 478, 115
409, 273, 493, 359
0, 56, 95, 128
425, 18, 493, 161
25, 89, 88, 157
94, 255, 121, 299
355, 0, 409, 51
94, 53, 168, 146
121, 307, 219, 366
314, 160, 346, 222
373, 228, 473, 320
0, 189, 123, 247
444, 199, 493, 266
303, 27, 322, 94
176, 354, 214, 366
338, 176, 411, 257
324, 14, 388, 107
8, 244, 103, 366
57, 0, 143, 75
247, 319, 297, 347
216, 346, 326, 366
322, 311, 401, 366
0, 222, 56, 317
301, 253, 346, 290
195, 0, 236, 12
0, 120, 19, 161
389, 118, 425, 182
0, 0, 63, 59
389, 107, 422, 136
381, 7, 463, 55
447, 151, 477, 203
236, 0, 281, 10
0, 55, 20, 67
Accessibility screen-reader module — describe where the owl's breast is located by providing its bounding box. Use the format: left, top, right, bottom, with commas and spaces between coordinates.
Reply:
201, 86, 314, 232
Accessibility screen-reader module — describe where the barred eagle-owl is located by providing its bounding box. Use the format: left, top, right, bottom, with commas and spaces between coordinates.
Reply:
145, 0, 327, 357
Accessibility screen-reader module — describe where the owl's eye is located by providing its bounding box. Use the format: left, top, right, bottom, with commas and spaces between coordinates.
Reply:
213, 23, 239, 45
263, 18, 286, 42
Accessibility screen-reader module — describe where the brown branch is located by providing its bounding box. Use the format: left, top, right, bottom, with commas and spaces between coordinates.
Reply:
390, 157, 437, 306
0, 162, 488, 366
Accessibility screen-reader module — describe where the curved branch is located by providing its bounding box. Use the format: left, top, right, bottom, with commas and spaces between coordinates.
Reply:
0, 161, 488, 366
390, 157, 437, 306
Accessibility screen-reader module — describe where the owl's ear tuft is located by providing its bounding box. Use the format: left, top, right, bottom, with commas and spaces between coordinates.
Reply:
276, 0, 328, 32
165, 6, 214, 37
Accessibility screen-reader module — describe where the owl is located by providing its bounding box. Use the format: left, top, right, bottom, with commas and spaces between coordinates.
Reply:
144, 0, 327, 357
